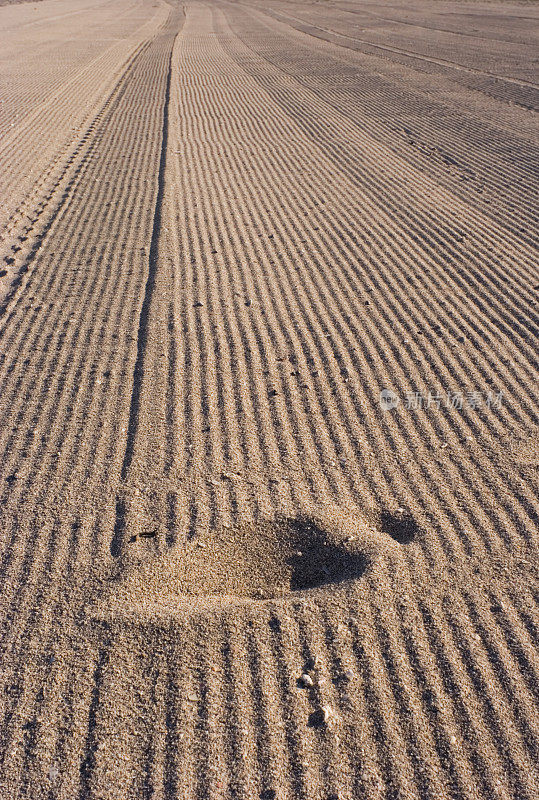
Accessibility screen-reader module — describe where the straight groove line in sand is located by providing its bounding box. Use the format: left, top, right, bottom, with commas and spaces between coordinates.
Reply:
111, 8, 183, 558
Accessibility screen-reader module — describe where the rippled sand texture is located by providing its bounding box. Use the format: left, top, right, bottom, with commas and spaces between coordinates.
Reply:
0, 0, 537, 798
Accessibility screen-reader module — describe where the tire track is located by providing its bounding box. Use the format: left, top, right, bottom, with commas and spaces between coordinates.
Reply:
258, 4, 539, 109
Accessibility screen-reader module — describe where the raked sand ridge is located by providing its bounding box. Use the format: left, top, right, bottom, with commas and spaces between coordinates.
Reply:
0, 0, 537, 798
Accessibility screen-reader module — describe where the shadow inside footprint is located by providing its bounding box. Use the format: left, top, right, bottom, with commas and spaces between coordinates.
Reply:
286, 518, 367, 591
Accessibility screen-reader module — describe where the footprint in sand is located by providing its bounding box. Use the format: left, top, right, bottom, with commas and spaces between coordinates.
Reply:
98, 503, 419, 619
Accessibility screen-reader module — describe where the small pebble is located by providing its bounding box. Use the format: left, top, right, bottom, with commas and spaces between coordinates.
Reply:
300, 673, 314, 688
321, 705, 333, 723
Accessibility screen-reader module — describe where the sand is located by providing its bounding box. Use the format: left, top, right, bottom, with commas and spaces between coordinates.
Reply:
0, 0, 537, 797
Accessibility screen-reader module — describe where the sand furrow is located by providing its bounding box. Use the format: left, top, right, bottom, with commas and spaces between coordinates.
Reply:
0, 0, 537, 797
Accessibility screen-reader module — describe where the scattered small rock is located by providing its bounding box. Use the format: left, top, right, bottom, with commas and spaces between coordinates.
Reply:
193, 301, 203, 308
139, 529, 157, 539
300, 673, 314, 688
308, 705, 333, 728
221, 471, 240, 481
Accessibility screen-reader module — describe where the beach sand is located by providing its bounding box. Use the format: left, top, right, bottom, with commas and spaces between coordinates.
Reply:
0, 0, 537, 797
